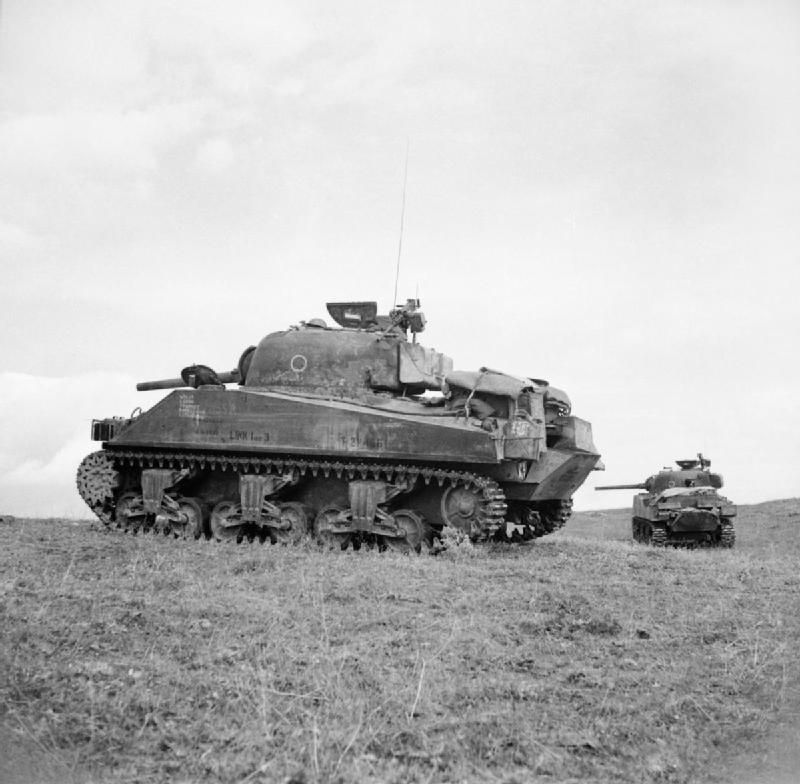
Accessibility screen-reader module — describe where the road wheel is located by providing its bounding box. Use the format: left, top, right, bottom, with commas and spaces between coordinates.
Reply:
272, 502, 310, 545
115, 492, 145, 532
210, 500, 245, 542
175, 497, 205, 540
314, 506, 350, 550
384, 510, 426, 553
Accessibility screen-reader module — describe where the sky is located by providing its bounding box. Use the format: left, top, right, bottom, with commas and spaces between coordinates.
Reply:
0, 0, 798, 517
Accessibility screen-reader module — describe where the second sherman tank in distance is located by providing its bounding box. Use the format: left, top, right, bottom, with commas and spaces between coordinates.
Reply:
77, 299, 602, 551
596, 454, 736, 547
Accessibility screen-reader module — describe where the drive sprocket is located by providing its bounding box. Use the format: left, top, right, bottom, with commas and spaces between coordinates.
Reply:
540, 498, 573, 533
440, 481, 507, 541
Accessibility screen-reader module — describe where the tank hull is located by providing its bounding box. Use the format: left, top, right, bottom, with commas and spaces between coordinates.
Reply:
109, 388, 600, 498
112, 387, 500, 463
631, 491, 736, 548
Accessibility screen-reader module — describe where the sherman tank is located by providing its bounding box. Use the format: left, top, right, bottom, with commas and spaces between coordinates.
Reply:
76, 299, 602, 551
596, 454, 736, 547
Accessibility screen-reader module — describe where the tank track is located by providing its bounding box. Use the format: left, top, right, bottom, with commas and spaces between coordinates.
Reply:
650, 523, 668, 547
632, 516, 736, 549
719, 520, 735, 548
540, 499, 573, 534
78, 448, 508, 544
75, 451, 119, 526
632, 518, 667, 546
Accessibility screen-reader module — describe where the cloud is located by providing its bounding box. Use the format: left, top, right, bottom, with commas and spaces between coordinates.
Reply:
145, 0, 313, 61
0, 372, 141, 517
0, 2, 146, 112
1, 0, 798, 520
0, 219, 40, 250
0, 103, 219, 180
0, 1, 315, 194
195, 138, 235, 173
0, 112, 155, 179
2, 435, 91, 487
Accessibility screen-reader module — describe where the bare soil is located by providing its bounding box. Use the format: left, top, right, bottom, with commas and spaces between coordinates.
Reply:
1, 499, 799, 783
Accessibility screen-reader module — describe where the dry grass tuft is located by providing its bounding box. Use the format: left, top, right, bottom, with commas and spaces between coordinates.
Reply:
1, 500, 799, 783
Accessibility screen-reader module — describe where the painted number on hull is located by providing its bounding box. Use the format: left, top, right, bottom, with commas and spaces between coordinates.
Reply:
321, 426, 385, 451
178, 394, 205, 423
336, 433, 385, 450
228, 429, 271, 444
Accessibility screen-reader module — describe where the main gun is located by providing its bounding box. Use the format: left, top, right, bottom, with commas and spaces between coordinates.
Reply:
595, 483, 648, 491
136, 364, 240, 391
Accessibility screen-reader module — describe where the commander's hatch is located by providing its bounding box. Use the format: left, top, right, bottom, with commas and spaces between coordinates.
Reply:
326, 301, 380, 329
326, 299, 425, 334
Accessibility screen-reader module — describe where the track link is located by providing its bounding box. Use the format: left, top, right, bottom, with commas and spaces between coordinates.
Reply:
719, 520, 735, 548
78, 448, 508, 544
632, 515, 736, 549
650, 523, 668, 547
540, 499, 573, 533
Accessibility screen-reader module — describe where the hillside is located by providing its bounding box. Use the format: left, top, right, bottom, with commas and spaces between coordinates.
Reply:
1, 499, 799, 783
569, 498, 800, 555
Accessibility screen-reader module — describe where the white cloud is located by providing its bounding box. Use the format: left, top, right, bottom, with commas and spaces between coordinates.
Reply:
0, 2, 146, 112
145, 1, 315, 66
0, 102, 218, 180
0, 0, 798, 519
195, 138, 235, 173
0, 218, 40, 250
0, 372, 141, 516
0, 112, 154, 178
2, 436, 91, 487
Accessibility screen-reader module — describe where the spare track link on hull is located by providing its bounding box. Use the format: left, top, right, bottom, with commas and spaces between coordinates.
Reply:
84, 448, 508, 543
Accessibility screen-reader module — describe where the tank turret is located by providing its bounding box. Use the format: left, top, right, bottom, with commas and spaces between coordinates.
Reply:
76, 298, 602, 550
595, 454, 735, 548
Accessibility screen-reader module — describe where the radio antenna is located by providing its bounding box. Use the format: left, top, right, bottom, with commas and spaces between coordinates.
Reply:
392, 138, 410, 308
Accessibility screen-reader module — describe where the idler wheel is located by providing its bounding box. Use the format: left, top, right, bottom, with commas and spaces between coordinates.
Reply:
272, 502, 310, 545
314, 506, 350, 551
384, 509, 426, 553
210, 501, 245, 542
115, 492, 145, 531
76, 451, 120, 506
440, 486, 482, 536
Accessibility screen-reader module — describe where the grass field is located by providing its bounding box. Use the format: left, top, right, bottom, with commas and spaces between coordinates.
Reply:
2, 499, 799, 783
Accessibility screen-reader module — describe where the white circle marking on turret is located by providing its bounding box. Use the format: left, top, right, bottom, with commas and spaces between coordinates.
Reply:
290, 354, 308, 373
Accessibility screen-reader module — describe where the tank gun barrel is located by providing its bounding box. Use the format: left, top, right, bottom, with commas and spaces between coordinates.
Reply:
137, 377, 187, 391
137, 368, 240, 391
595, 483, 647, 491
